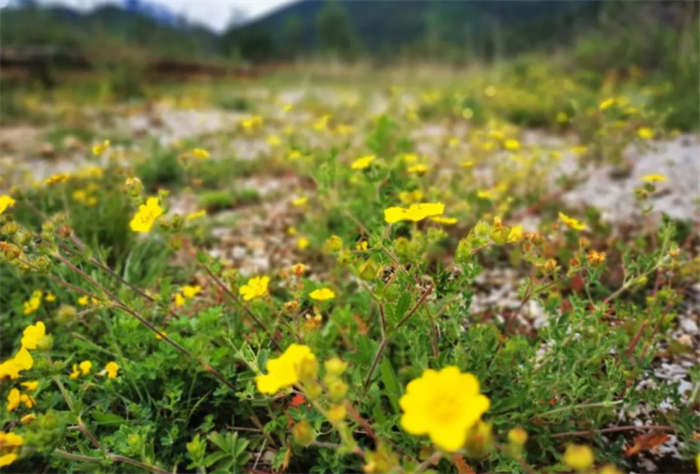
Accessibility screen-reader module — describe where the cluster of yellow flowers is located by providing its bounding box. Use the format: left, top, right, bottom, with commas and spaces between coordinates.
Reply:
0, 432, 24, 467
174, 285, 201, 307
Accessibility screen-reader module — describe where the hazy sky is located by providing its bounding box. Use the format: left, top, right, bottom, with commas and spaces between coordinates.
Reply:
7, 0, 296, 31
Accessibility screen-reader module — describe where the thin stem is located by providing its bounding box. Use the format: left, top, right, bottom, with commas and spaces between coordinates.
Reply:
344, 401, 378, 443
395, 286, 433, 329
54, 253, 237, 392
550, 424, 674, 439
52, 449, 170, 474
363, 338, 388, 391
414, 451, 442, 473
538, 400, 623, 418
201, 263, 281, 351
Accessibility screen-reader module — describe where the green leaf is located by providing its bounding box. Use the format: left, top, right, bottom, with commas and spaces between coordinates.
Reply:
92, 412, 127, 427
380, 357, 402, 414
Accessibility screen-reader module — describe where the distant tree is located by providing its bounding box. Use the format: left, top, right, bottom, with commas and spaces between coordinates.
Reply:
284, 14, 304, 59
222, 27, 276, 63
315, 1, 358, 61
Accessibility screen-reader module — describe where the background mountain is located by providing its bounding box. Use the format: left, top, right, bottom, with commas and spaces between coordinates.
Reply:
225, 0, 602, 61
0, 1, 222, 61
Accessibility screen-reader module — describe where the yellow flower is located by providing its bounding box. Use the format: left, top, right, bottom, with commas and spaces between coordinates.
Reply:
641, 174, 667, 183
174, 293, 186, 307
21, 321, 46, 350
313, 115, 331, 131
22, 291, 42, 315
192, 148, 210, 159
255, 344, 317, 394
0, 347, 33, 380
6, 389, 20, 412
408, 164, 428, 175
186, 210, 206, 220
402, 153, 418, 163
297, 237, 309, 250
384, 202, 444, 223
240, 276, 269, 301
507, 225, 523, 243
0, 453, 18, 467
20, 394, 35, 409
599, 465, 624, 474
599, 98, 616, 110
20, 381, 38, 392
129, 197, 163, 233
291, 263, 307, 276
638, 127, 654, 140
559, 212, 586, 231
448, 137, 460, 148
292, 197, 308, 207
563, 444, 594, 472
309, 288, 335, 301
351, 154, 376, 170
105, 361, 119, 379
431, 216, 458, 225
77, 296, 89, 306
79, 360, 92, 375
0, 195, 16, 215
20, 414, 36, 424
182, 285, 201, 299
45, 292, 56, 303
398, 190, 424, 204
70, 364, 81, 379
242, 116, 263, 132
92, 140, 110, 156
43, 173, 69, 185
399, 366, 490, 452
504, 139, 521, 151
0, 432, 24, 448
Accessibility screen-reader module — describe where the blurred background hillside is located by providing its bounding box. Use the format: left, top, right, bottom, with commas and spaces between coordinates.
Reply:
1, 0, 698, 128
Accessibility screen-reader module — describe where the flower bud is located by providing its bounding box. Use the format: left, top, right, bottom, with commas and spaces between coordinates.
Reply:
1, 242, 22, 261
35, 255, 52, 274
292, 419, 315, 447
56, 305, 77, 324
56, 223, 72, 239
326, 235, 343, 252
324, 357, 347, 376
326, 404, 347, 423
125, 177, 143, 197
36, 334, 53, 351
357, 258, 378, 281
2, 222, 18, 236
296, 356, 319, 382
304, 382, 322, 400
464, 421, 493, 458
328, 380, 348, 401
543, 258, 557, 272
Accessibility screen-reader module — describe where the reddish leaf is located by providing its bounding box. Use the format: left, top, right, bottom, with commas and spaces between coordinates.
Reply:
290, 393, 306, 408
624, 433, 669, 457
452, 454, 476, 474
